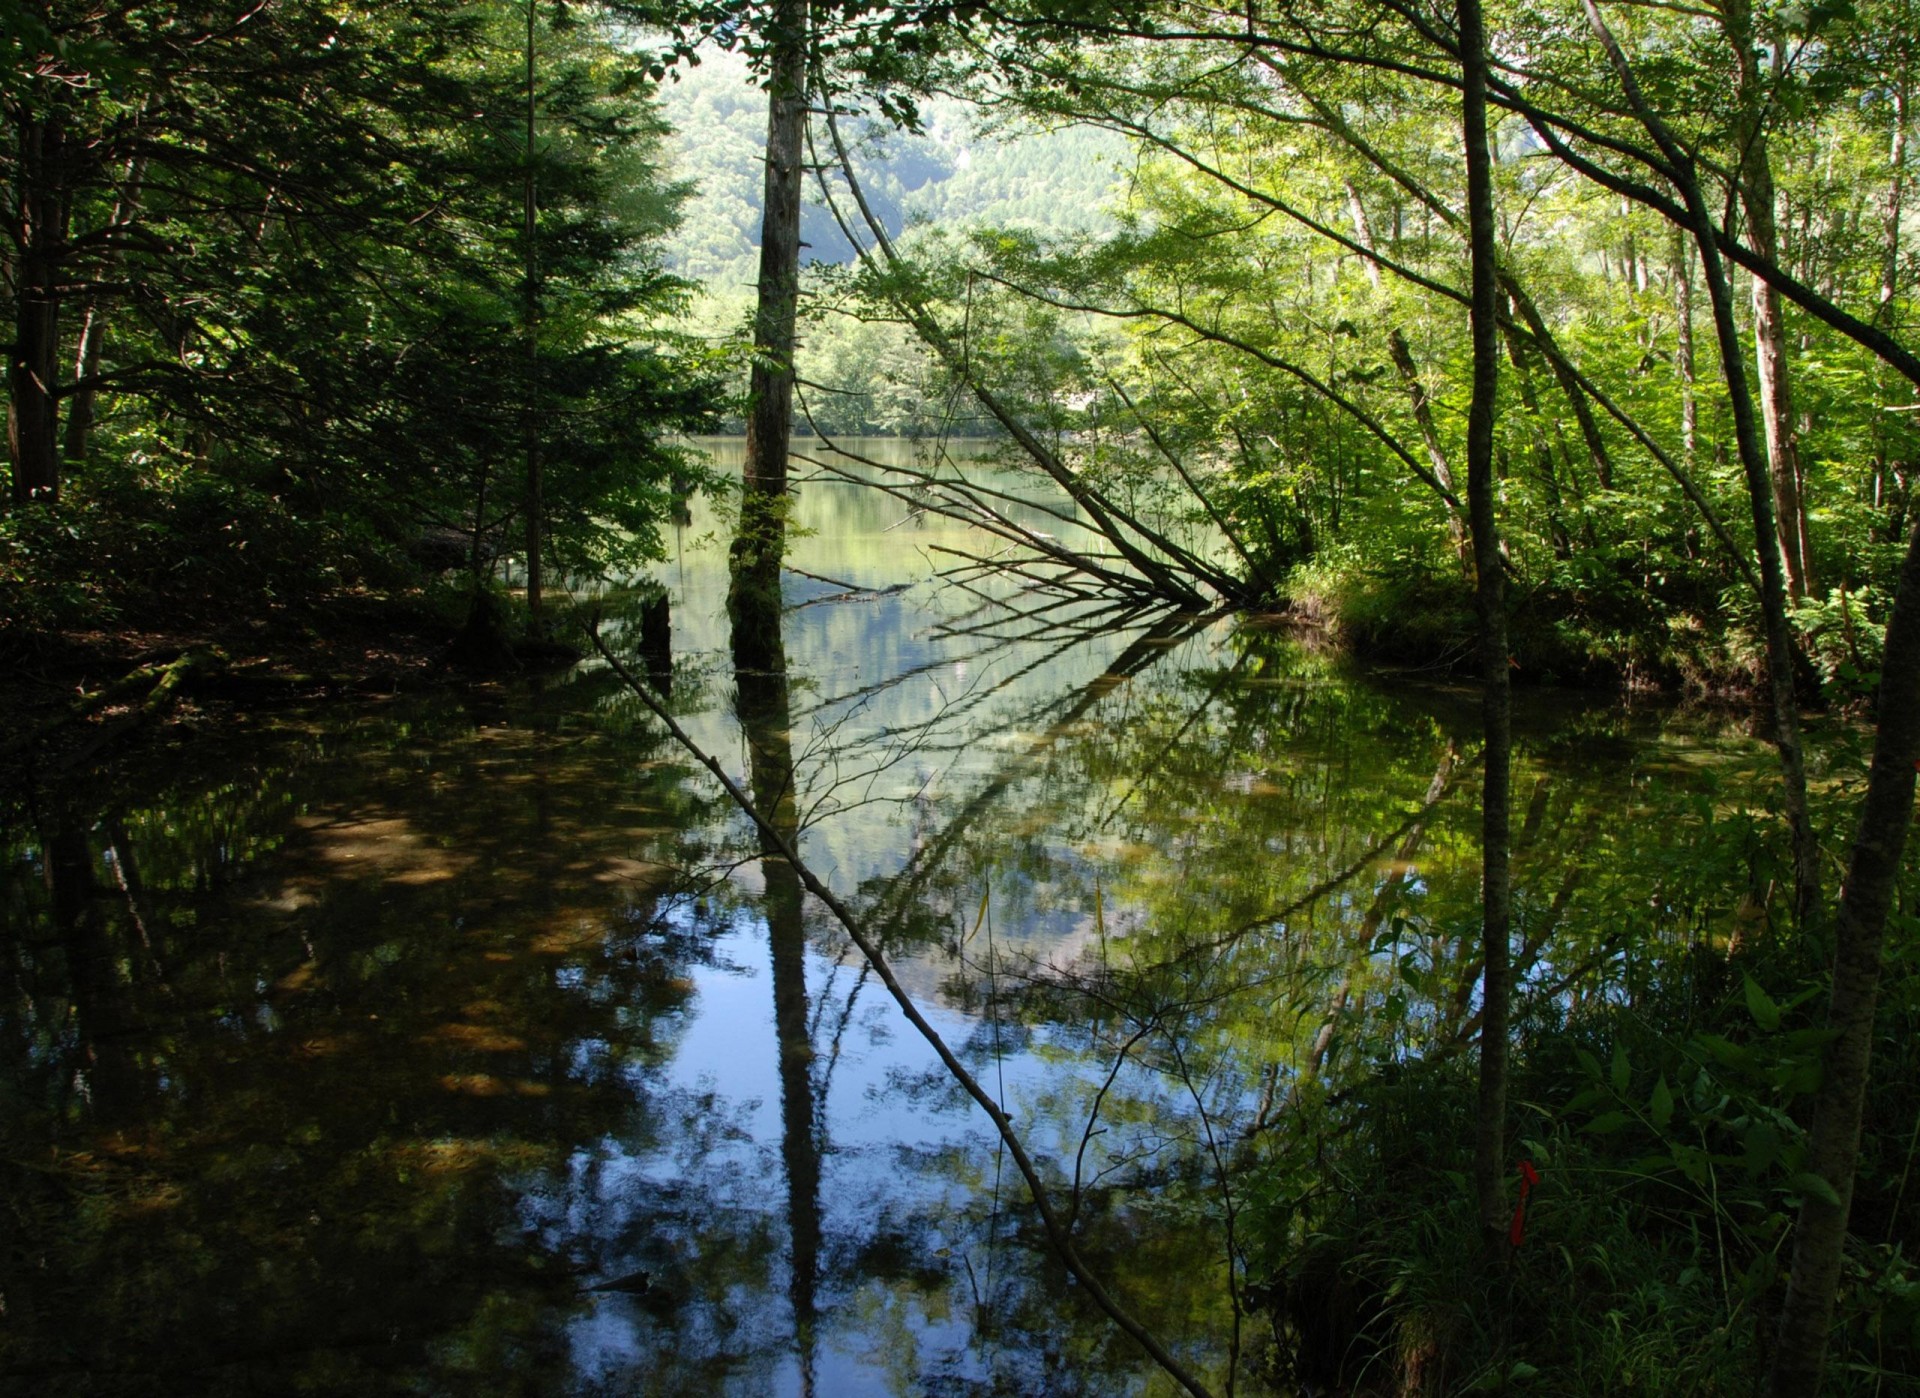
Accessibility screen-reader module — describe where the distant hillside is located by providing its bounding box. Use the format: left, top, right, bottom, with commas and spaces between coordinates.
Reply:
655, 49, 1128, 290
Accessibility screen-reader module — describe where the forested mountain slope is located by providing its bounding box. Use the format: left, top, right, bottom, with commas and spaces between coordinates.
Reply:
655, 48, 1127, 289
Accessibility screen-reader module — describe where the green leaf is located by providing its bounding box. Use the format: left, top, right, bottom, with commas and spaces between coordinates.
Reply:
1787, 1172, 1842, 1208
1694, 1033, 1754, 1072
1744, 975, 1781, 1031
1584, 1110, 1631, 1135
1610, 1045, 1632, 1095
1649, 1075, 1674, 1131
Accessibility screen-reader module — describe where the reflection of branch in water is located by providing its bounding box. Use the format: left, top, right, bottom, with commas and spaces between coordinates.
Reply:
866, 611, 1219, 937
1166, 1033, 1247, 1396
1089, 647, 1254, 835
924, 582, 1149, 644
1199, 750, 1474, 967
592, 623, 1220, 1398
1299, 743, 1462, 1087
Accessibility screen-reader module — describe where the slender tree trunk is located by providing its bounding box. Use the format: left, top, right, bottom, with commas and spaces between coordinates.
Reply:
1726, 0, 1814, 600
729, 0, 810, 646
1674, 230, 1699, 464
1871, 77, 1910, 537
8, 112, 67, 505
1460, 0, 1512, 1259
1502, 280, 1614, 492
1501, 308, 1575, 557
1768, 520, 1920, 1396
62, 302, 104, 469
1579, 0, 1819, 936
1880, 83, 1909, 319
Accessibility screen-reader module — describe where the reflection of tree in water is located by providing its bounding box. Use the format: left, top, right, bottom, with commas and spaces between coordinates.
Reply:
732, 589, 823, 1395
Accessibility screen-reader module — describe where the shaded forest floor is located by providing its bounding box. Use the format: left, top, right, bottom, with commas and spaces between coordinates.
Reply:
0, 588, 462, 786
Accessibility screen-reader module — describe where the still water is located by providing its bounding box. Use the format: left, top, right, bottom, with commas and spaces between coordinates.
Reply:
1, 439, 1778, 1395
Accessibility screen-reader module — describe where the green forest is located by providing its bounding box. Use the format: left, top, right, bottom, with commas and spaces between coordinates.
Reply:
5, 1, 1920, 1395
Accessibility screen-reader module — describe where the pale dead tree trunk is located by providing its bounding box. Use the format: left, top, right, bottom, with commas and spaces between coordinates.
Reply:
1580, 0, 1819, 937
1345, 181, 1469, 561
1725, 0, 1814, 600
729, 0, 810, 654
1460, 0, 1512, 1261
1768, 521, 1920, 1395
1880, 82, 1909, 319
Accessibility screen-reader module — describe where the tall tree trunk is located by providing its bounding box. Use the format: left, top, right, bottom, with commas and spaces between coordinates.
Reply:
1500, 307, 1576, 557
729, 0, 810, 649
8, 112, 67, 505
62, 301, 104, 469
1460, 0, 1512, 1259
522, 0, 544, 626
1726, 0, 1814, 600
1502, 280, 1614, 492
1871, 75, 1910, 539
1673, 230, 1699, 464
1768, 520, 1920, 1396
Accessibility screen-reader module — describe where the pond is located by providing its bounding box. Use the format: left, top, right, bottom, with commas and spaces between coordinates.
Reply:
1, 438, 1786, 1395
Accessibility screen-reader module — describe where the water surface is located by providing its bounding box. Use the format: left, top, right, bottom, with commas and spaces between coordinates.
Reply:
0, 438, 1780, 1395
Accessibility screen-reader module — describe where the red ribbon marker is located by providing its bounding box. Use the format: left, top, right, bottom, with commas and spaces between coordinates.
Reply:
1509, 1159, 1541, 1247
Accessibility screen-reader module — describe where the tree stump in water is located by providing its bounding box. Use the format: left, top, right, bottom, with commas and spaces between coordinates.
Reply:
447, 591, 521, 673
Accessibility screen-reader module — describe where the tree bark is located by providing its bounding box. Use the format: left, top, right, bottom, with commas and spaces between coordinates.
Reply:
1768, 520, 1920, 1396
1871, 77, 1910, 539
1460, 0, 1512, 1259
8, 110, 68, 505
60, 149, 146, 470
523, 0, 544, 625
729, 0, 810, 642
1725, 0, 1813, 600
1673, 230, 1699, 464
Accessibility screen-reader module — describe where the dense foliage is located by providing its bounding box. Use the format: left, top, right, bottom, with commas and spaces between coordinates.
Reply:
1, 0, 718, 637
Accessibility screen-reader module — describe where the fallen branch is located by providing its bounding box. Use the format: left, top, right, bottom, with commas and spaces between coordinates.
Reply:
4, 647, 226, 767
